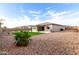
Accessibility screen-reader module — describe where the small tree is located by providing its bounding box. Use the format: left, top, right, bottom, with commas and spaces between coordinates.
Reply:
0, 19, 4, 28
0, 19, 4, 34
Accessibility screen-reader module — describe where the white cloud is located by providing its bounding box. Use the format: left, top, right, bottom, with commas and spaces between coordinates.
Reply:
0, 16, 42, 28
0, 16, 21, 28
0, 10, 79, 28
45, 10, 79, 26
46, 7, 52, 10
29, 10, 41, 14
6, 16, 32, 28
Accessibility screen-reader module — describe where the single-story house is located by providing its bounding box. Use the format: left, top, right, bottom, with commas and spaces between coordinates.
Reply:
6, 22, 66, 33
30, 22, 66, 33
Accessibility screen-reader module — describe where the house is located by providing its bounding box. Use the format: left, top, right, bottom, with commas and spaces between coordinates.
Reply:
8, 22, 66, 33
10, 26, 31, 32
31, 22, 66, 33
65, 26, 79, 32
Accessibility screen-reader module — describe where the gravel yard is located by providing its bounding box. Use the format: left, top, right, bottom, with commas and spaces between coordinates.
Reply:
0, 32, 79, 55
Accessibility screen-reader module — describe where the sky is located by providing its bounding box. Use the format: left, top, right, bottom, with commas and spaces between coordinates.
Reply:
0, 3, 79, 28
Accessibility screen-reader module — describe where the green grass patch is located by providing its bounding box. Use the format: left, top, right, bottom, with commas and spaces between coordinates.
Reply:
13, 32, 43, 37
28, 32, 43, 36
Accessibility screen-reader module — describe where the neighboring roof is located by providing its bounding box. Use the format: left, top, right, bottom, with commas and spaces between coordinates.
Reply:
28, 25, 36, 27
15, 26, 28, 29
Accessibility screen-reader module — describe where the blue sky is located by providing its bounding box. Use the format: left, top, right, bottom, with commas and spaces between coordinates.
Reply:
0, 3, 79, 28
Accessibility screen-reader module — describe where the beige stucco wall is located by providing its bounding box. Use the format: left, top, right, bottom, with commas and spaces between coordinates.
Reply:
44, 24, 65, 32
52, 25, 65, 32
44, 25, 53, 32
32, 26, 38, 32
31, 24, 65, 33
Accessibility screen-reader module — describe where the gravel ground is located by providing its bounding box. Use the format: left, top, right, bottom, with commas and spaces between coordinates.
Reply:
0, 32, 79, 55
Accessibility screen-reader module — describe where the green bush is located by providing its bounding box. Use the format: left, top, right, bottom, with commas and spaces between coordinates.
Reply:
14, 32, 31, 46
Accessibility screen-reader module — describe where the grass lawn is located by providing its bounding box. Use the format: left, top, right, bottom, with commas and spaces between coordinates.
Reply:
13, 32, 43, 37
27, 32, 43, 37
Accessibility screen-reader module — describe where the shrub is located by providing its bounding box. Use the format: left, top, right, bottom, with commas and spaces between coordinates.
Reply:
14, 32, 31, 46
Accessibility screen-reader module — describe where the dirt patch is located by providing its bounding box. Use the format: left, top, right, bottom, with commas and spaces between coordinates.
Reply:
0, 32, 79, 55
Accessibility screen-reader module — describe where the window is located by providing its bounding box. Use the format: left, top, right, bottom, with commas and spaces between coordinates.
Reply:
32, 26, 36, 29
47, 26, 50, 29
60, 28, 64, 31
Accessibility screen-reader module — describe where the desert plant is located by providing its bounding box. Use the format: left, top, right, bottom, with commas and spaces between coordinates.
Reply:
14, 32, 31, 46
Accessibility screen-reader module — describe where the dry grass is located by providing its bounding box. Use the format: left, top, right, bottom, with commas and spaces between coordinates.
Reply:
0, 32, 79, 55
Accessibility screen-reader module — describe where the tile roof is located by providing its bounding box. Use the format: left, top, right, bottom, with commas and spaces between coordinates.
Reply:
37, 22, 66, 26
